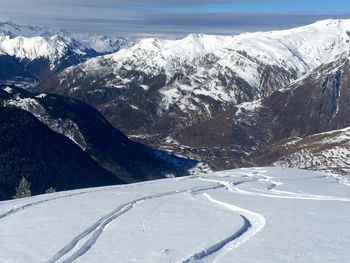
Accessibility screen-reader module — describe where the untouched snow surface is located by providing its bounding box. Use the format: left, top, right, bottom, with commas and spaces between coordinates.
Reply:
0, 167, 350, 263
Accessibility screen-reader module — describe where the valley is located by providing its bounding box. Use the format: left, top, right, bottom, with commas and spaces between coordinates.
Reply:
1, 19, 350, 179
1, 6, 350, 263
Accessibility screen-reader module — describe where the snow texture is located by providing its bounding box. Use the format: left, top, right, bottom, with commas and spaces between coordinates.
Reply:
0, 167, 349, 263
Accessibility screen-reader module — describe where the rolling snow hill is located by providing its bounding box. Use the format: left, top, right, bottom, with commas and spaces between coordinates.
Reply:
0, 167, 349, 262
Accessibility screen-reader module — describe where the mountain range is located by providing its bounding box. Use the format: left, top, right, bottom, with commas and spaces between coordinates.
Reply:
1, 19, 350, 197
0, 21, 131, 87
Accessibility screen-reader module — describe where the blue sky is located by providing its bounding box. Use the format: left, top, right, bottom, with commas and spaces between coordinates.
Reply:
147, 0, 350, 13
0, 0, 349, 37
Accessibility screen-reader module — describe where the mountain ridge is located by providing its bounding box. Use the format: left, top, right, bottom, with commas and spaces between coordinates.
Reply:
0, 84, 198, 184
0, 106, 123, 201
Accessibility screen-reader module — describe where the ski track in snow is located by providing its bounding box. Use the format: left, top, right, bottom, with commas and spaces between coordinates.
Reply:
0, 178, 180, 220
0, 184, 144, 220
183, 193, 266, 263
183, 170, 350, 262
229, 171, 350, 202
0, 190, 97, 220
46, 184, 224, 263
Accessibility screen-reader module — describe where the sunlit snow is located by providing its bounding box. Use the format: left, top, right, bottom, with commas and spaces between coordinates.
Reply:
0, 167, 349, 263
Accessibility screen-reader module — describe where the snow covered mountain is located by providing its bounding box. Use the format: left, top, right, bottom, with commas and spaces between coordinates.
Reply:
0, 20, 63, 38
0, 21, 93, 69
0, 21, 132, 54
1, 167, 349, 262
139, 44, 350, 174
72, 33, 131, 54
53, 19, 350, 134
0, 33, 87, 68
239, 49, 350, 175
3, 19, 350, 175
31, 19, 350, 173
0, 21, 132, 86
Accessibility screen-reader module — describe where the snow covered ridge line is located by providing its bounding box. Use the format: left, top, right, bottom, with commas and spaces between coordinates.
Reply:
57, 18, 350, 128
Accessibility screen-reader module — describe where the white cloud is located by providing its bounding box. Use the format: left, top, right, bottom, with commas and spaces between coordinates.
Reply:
0, 0, 349, 37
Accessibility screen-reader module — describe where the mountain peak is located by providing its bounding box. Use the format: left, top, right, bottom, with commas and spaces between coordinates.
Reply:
313, 18, 350, 26
0, 21, 132, 68
0, 20, 64, 38
292, 18, 350, 33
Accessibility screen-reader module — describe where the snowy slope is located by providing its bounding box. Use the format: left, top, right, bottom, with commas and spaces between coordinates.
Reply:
1, 167, 349, 263
0, 21, 88, 68
255, 127, 350, 178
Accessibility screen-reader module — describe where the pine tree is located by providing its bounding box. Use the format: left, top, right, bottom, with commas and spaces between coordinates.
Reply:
13, 177, 31, 199
45, 187, 56, 194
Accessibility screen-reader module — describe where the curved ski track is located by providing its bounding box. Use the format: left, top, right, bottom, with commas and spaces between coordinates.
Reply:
185, 172, 350, 262
0, 178, 175, 220
183, 193, 266, 263
0, 190, 96, 220
231, 172, 350, 202
46, 184, 223, 263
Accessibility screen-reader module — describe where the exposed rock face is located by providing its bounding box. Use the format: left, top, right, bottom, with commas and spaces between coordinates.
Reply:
243, 52, 350, 175
265, 51, 350, 142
